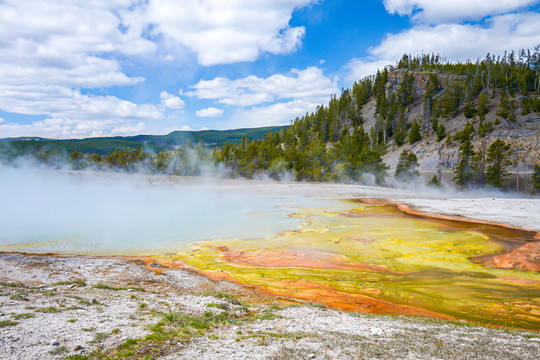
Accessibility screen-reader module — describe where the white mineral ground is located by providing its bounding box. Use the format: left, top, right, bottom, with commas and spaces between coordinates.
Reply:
1, 177, 539, 360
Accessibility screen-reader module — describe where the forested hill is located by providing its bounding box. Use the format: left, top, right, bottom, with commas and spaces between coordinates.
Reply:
0, 126, 287, 157
218, 49, 540, 190
2, 49, 540, 191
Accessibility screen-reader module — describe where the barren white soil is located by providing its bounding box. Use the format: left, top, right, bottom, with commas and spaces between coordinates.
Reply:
1, 179, 539, 360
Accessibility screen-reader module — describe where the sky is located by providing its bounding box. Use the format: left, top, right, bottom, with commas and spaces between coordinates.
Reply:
0, 0, 539, 139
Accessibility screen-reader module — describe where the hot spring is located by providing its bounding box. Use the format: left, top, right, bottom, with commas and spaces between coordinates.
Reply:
1, 167, 539, 330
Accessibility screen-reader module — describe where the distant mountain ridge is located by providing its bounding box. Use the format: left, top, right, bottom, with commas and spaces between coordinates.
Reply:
0, 126, 288, 155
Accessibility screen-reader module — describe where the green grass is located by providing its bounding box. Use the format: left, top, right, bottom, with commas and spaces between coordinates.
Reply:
92, 283, 144, 292
0, 282, 24, 288
199, 292, 251, 307
10, 291, 28, 300
54, 279, 87, 287
64, 355, 90, 360
12, 313, 34, 320
36, 306, 60, 313
206, 303, 230, 310
49, 345, 68, 355
0, 320, 18, 327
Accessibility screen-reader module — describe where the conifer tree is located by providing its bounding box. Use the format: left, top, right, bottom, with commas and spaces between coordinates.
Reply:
395, 149, 420, 183
533, 163, 540, 192
485, 139, 512, 188
453, 122, 476, 187
427, 175, 442, 188
408, 121, 421, 144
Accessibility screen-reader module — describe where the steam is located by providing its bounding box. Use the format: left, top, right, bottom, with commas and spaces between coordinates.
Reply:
0, 164, 306, 255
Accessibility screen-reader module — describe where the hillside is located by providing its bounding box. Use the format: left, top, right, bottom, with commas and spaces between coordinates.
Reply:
216, 50, 540, 190
0, 126, 287, 157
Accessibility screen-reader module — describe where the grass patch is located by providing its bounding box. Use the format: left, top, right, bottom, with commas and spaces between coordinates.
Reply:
65, 355, 90, 360
36, 306, 60, 313
199, 292, 250, 307
93, 332, 108, 342
49, 345, 68, 355
206, 303, 230, 310
92, 283, 144, 292
12, 313, 34, 320
99, 310, 245, 359
10, 291, 28, 300
67, 318, 77, 323
0, 320, 18, 327
0, 282, 24, 288
54, 279, 87, 287
252, 308, 283, 321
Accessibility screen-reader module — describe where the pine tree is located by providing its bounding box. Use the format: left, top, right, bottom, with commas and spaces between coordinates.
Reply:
427, 175, 442, 187
395, 149, 420, 183
394, 113, 407, 146
453, 139, 476, 187
533, 163, 540, 192
485, 139, 512, 188
436, 124, 446, 142
408, 121, 421, 144
496, 92, 516, 123
477, 92, 489, 120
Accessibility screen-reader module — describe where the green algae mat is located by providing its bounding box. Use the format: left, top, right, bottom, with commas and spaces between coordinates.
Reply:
157, 200, 540, 330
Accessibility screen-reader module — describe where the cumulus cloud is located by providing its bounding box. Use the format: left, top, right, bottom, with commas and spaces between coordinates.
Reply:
347, 3, 540, 81
142, 0, 315, 65
0, 0, 321, 138
188, 67, 338, 106
0, 85, 162, 138
383, 0, 539, 23
188, 67, 337, 128
230, 99, 319, 129
196, 107, 224, 118
159, 91, 185, 110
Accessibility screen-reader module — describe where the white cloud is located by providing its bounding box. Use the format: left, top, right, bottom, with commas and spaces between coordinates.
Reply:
0, 0, 322, 138
383, 0, 539, 23
230, 99, 319, 128
143, 0, 316, 65
180, 125, 195, 131
188, 67, 338, 107
0, 85, 162, 138
0, 1, 154, 89
196, 107, 224, 118
159, 91, 185, 110
347, 10, 540, 81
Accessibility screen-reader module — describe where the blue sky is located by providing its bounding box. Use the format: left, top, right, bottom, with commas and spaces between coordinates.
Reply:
0, 0, 539, 139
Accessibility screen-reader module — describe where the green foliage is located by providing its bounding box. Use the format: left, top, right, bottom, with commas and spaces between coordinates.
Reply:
478, 120, 495, 138
453, 139, 476, 187
477, 92, 489, 119
485, 139, 512, 188
452, 121, 477, 187
398, 72, 415, 106
496, 93, 517, 123
427, 175, 442, 188
394, 114, 407, 146
436, 124, 446, 142
533, 163, 540, 192
408, 121, 421, 144
395, 150, 420, 183
0, 320, 18, 327
521, 97, 540, 115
